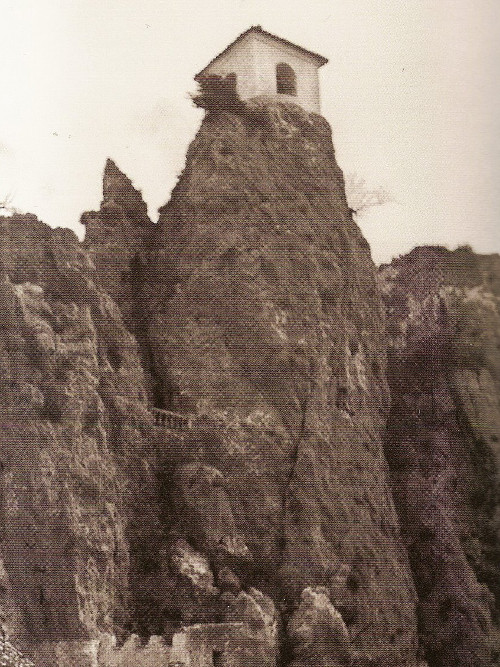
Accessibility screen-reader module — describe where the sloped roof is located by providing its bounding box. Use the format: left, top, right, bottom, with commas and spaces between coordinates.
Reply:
195, 25, 328, 80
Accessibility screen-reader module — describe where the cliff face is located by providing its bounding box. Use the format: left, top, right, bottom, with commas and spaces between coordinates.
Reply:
0, 215, 158, 666
5, 99, 499, 667
133, 101, 419, 665
380, 246, 500, 666
81, 159, 153, 334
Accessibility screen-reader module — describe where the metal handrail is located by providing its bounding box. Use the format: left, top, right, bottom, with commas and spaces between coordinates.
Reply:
150, 407, 193, 430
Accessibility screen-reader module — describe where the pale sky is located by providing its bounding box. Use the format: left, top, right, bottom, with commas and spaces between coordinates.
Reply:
1, 0, 499, 263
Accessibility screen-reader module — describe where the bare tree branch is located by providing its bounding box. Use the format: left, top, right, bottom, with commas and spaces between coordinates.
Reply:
345, 173, 391, 216
0, 192, 18, 215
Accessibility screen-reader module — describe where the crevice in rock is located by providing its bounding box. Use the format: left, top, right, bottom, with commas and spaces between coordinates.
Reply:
276, 389, 311, 667
122, 249, 180, 413
381, 247, 500, 666
448, 379, 500, 618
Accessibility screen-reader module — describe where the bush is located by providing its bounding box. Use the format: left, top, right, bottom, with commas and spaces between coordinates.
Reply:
191, 74, 247, 114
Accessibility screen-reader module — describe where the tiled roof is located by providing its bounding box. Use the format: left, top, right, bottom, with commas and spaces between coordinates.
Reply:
195, 25, 328, 80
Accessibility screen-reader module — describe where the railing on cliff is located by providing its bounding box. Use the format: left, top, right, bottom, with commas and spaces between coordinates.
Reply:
148, 407, 230, 432
150, 406, 194, 430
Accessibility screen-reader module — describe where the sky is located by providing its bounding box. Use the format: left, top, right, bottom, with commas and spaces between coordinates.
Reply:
1, 0, 499, 263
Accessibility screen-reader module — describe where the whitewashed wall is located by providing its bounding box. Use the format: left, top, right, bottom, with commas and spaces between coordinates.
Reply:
201, 33, 322, 114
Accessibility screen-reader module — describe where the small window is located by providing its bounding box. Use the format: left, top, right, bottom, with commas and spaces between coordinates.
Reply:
107, 344, 122, 371
213, 650, 224, 666
276, 63, 297, 96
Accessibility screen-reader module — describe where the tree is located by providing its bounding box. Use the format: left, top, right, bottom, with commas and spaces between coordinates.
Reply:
344, 173, 391, 216
0, 192, 18, 216
191, 74, 247, 114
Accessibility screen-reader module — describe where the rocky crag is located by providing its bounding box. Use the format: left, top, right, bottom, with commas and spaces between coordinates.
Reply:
81, 100, 419, 666
381, 246, 500, 666
0, 214, 159, 666
0, 98, 498, 667
82, 158, 153, 334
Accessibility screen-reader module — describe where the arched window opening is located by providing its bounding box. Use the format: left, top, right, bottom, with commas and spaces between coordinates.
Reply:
276, 63, 297, 96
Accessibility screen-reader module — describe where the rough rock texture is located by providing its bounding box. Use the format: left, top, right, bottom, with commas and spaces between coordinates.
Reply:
380, 246, 500, 666
0, 214, 158, 666
126, 101, 419, 664
9, 100, 500, 667
0, 209, 282, 665
81, 159, 153, 334
287, 587, 351, 667
0, 637, 35, 667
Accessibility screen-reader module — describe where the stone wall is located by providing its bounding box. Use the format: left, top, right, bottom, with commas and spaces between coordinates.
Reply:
34, 622, 273, 667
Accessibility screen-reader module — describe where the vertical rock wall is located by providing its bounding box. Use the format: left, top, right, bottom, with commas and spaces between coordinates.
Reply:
0, 215, 158, 666
381, 246, 500, 666
81, 159, 153, 335
133, 101, 419, 664
11, 103, 500, 666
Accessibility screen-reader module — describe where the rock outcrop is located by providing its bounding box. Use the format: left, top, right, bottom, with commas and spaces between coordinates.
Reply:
287, 587, 351, 667
127, 100, 419, 664
81, 159, 153, 334
0, 214, 158, 666
381, 246, 500, 666
2, 98, 499, 667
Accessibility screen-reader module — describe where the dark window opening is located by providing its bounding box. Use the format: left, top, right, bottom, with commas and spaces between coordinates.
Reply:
213, 650, 224, 666
276, 63, 297, 96
152, 377, 180, 411
107, 344, 122, 371
152, 380, 166, 410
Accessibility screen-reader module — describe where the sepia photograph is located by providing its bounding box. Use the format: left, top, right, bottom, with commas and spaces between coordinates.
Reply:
0, 1, 499, 665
